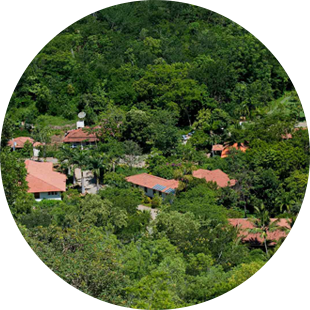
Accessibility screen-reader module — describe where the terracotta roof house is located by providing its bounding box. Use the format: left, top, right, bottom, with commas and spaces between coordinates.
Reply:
126, 173, 179, 198
281, 133, 293, 140
221, 143, 248, 158
228, 218, 290, 246
33, 142, 44, 147
282, 127, 308, 140
25, 160, 67, 201
8, 137, 34, 149
193, 169, 237, 188
211, 144, 224, 156
212, 144, 224, 152
63, 128, 99, 148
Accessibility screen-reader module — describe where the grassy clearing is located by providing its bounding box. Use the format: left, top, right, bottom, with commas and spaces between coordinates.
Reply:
266, 92, 294, 115
35, 115, 77, 128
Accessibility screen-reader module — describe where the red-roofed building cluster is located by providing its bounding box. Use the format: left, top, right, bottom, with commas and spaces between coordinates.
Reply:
126, 169, 237, 198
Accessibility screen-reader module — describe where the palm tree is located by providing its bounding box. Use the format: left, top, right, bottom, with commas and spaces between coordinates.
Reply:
248, 204, 280, 256
71, 148, 90, 194
89, 154, 107, 191
56, 145, 77, 184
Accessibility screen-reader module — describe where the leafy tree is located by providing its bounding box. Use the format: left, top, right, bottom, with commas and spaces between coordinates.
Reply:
1, 116, 15, 148
123, 140, 142, 168
100, 187, 141, 214
284, 170, 308, 206
21, 140, 34, 158
95, 105, 126, 141
0, 148, 34, 217
80, 195, 127, 229
124, 108, 151, 150
148, 110, 180, 155
135, 62, 209, 126
171, 184, 227, 222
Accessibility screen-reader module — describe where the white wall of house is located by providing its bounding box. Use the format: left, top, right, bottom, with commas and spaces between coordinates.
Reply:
137, 185, 169, 199
76, 120, 85, 128
69, 141, 96, 149
137, 185, 154, 198
33, 148, 40, 157
34, 191, 62, 202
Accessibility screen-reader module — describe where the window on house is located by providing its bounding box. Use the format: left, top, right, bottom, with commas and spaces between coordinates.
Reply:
34, 193, 40, 199
144, 187, 147, 192
48, 192, 57, 196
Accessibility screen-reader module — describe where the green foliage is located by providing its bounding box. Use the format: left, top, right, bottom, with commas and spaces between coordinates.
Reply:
0, 148, 34, 217
80, 195, 128, 229
103, 172, 128, 188
22, 224, 129, 304
1, 116, 16, 148
151, 193, 162, 208
100, 187, 142, 214
21, 140, 34, 158
2, 1, 308, 308
171, 184, 227, 222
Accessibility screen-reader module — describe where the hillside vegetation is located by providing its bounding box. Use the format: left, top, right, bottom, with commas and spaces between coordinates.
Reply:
1, 1, 309, 309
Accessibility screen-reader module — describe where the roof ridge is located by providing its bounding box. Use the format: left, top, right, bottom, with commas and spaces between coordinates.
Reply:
129, 173, 177, 182
27, 174, 64, 192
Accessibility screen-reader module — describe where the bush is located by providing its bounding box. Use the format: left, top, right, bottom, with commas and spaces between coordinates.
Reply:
151, 193, 162, 208
103, 172, 129, 188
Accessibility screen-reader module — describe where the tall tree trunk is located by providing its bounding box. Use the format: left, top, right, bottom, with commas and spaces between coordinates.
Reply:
81, 170, 85, 194
96, 176, 100, 191
73, 167, 76, 185
264, 238, 268, 256
244, 202, 247, 218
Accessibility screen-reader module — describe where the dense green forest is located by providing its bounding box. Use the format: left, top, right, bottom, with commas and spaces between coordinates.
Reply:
1, 1, 309, 309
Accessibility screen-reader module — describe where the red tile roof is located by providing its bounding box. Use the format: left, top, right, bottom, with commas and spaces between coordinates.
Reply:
221, 143, 248, 158
212, 144, 224, 152
282, 128, 308, 140
33, 142, 44, 147
25, 160, 67, 193
8, 137, 34, 149
126, 173, 179, 193
281, 133, 293, 140
63, 128, 99, 143
228, 218, 290, 245
193, 169, 236, 187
